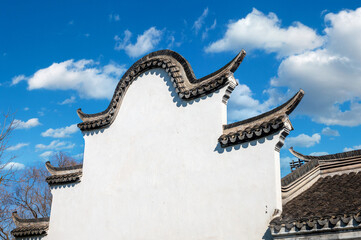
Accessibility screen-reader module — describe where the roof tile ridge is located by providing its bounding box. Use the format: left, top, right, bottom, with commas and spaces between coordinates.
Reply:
223, 89, 304, 131
281, 157, 319, 187
45, 161, 83, 176
77, 49, 246, 131
290, 147, 361, 162
219, 90, 304, 148
12, 212, 49, 227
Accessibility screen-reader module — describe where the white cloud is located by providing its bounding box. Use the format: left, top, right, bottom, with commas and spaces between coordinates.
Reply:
73, 153, 84, 160
310, 152, 329, 156
115, 27, 163, 58
7, 143, 29, 151
109, 13, 120, 22
321, 127, 340, 136
59, 96, 76, 105
36, 140, 75, 151
202, 19, 217, 40
11, 75, 27, 85
205, 8, 323, 57
280, 156, 292, 169
24, 107, 29, 111
193, 8, 209, 33
227, 83, 290, 122
39, 151, 54, 160
12, 60, 126, 99
14, 118, 41, 129
2, 162, 25, 170
343, 145, 361, 152
41, 124, 78, 138
285, 133, 321, 148
271, 7, 361, 126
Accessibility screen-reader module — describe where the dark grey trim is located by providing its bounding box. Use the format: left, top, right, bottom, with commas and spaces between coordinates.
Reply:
219, 90, 304, 148
77, 49, 246, 131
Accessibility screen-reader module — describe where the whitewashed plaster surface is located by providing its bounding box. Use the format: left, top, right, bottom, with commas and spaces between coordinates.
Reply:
46, 69, 283, 240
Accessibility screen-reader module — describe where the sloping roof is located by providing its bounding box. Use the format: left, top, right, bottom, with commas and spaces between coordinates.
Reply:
290, 146, 361, 162
77, 49, 246, 131
218, 90, 304, 148
45, 161, 83, 186
11, 211, 49, 238
271, 149, 361, 237
270, 172, 361, 235
282, 147, 361, 186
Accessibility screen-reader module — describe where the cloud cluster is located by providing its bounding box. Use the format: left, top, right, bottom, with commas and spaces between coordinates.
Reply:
115, 27, 163, 58
271, 8, 361, 126
343, 145, 361, 152
210, 8, 361, 127
14, 118, 41, 129
41, 124, 78, 138
109, 13, 120, 22
285, 133, 321, 148
12, 60, 126, 99
2, 162, 25, 170
7, 142, 29, 151
36, 140, 75, 151
39, 151, 54, 160
321, 127, 340, 136
59, 96, 76, 105
193, 8, 209, 33
206, 8, 323, 57
310, 151, 329, 156
227, 83, 290, 122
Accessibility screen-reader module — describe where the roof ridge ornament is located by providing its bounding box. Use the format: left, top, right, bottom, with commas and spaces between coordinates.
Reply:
11, 211, 49, 238
45, 161, 83, 186
77, 49, 246, 131
219, 89, 304, 148
290, 147, 361, 162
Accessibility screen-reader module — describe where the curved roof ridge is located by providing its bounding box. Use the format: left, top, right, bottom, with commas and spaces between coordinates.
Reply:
45, 161, 83, 176
219, 89, 304, 148
289, 147, 361, 162
12, 211, 49, 227
11, 212, 49, 238
77, 49, 246, 131
45, 161, 83, 186
224, 89, 304, 131
281, 158, 319, 187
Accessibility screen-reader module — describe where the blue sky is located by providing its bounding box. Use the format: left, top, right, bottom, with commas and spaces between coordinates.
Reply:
1, 0, 361, 176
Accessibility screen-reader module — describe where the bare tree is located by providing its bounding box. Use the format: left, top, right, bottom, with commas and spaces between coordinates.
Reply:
0, 112, 18, 240
0, 112, 16, 186
52, 151, 80, 167
0, 148, 81, 239
11, 152, 80, 219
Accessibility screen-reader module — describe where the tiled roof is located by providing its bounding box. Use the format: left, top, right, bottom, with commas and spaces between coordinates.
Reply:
11, 212, 49, 238
218, 90, 304, 148
46, 171, 82, 185
282, 148, 361, 187
270, 172, 361, 234
271, 149, 361, 237
77, 49, 246, 131
45, 161, 83, 186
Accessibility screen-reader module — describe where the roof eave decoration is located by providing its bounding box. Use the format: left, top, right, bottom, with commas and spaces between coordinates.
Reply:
282, 147, 361, 187
77, 49, 247, 131
219, 89, 304, 148
11, 211, 49, 238
45, 161, 83, 185
270, 212, 361, 237
290, 147, 361, 162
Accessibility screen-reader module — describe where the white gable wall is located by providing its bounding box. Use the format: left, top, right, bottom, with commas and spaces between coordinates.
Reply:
47, 69, 282, 240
